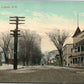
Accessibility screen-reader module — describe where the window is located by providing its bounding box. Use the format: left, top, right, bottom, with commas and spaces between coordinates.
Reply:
73, 58, 77, 64
75, 47, 78, 52
73, 44, 76, 47
71, 49, 73, 53
78, 57, 80, 63
81, 57, 83, 62
73, 58, 74, 64
81, 46, 84, 51
70, 61, 72, 64
78, 47, 80, 52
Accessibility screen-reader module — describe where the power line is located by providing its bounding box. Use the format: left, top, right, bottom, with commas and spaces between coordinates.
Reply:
9, 16, 25, 70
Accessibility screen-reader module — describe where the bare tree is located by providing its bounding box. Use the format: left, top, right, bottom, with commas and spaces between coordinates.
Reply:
47, 30, 69, 66
19, 30, 42, 66
0, 32, 11, 63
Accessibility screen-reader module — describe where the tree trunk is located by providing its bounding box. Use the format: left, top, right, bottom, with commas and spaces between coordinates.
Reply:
60, 55, 63, 66
28, 51, 32, 65
26, 57, 28, 66
23, 58, 26, 66
4, 52, 8, 64
59, 50, 63, 66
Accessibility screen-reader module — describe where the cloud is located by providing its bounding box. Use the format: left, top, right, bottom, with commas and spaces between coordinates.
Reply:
73, 11, 84, 17
0, 19, 15, 32
0, 12, 80, 52
0, 11, 11, 15
32, 12, 43, 16
80, 13, 84, 16
25, 10, 30, 12
73, 11, 77, 16
22, 12, 76, 33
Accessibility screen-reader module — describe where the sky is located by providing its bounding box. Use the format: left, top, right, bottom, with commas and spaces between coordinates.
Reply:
0, 1, 84, 53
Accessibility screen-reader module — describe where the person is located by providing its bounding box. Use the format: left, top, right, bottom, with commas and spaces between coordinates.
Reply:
42, 63, 44, 66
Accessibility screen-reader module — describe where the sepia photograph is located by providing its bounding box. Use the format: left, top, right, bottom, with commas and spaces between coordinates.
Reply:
0, 0, 84, 83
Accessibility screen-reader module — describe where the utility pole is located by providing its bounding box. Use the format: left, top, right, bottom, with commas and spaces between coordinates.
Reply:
9, 16, 25, 70
77, 14, 79, 27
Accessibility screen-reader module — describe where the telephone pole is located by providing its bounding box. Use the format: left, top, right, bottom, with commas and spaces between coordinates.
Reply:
9, 16, 25, 70
77, 14, 79, 27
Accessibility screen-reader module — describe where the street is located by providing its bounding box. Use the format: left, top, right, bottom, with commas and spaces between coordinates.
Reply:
0, 65, 84, 83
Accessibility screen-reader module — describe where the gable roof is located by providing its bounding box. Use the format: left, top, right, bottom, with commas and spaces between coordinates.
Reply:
72, 26, 81, 38
63, 43, 73, 48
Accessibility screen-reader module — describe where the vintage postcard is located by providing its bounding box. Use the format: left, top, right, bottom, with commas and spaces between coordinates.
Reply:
0, 0, 84, 83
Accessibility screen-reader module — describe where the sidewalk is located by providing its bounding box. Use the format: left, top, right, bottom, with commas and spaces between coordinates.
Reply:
0, 64, 24, 71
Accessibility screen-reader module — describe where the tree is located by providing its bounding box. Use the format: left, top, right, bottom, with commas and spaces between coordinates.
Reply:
47, 30, 69, 66
32, 46, 42, 65
19, 30, 42, 65
0, 32, 11, 63
41, 51, 48, 65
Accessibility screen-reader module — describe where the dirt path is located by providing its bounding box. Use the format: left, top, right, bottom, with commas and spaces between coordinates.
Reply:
0, 68, 84, 83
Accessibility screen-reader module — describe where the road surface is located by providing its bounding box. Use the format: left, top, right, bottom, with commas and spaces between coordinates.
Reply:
0, 65, 84, 83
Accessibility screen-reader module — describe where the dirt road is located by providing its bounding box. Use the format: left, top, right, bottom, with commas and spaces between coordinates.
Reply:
0, 66, 84, 83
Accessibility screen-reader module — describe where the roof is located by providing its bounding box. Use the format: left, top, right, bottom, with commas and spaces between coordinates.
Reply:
63, 43, 73, 48
72, 27, 81, 38
49, 50, 58, 54
68, 55, 72, 58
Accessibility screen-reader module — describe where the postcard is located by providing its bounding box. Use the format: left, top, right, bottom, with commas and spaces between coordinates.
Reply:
0, 0, 84, 83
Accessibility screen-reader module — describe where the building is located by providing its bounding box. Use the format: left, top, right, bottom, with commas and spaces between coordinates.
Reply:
63, 27, 84, 67
0, 49, 20, 64
63, 44, 73, 66
71, 27, 84, 66
41, 51, 48, 65
48, 50, 59, 65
